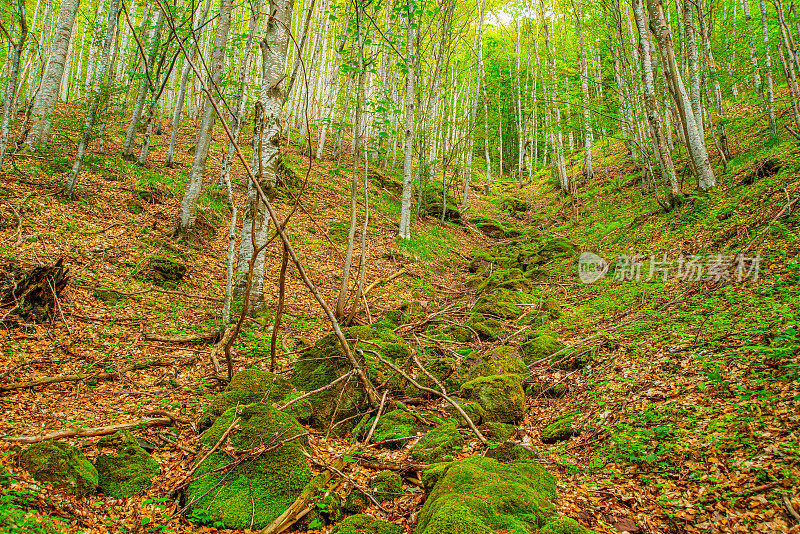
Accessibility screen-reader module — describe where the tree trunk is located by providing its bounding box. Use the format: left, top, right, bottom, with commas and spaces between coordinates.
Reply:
683, 0, 703, 139
398, 3, 416, 240
742, 0, 763, 94
26, 0, 80, 151
461, 0, 486, 207
65, 0, 119, 198
0, 0, 28, 169
573, 0, 593, 182
759, 0, 777, 137
647, 0, 715, 191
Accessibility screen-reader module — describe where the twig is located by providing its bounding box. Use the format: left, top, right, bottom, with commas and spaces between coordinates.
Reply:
278, 371, 353, 411
144, 331, 221, 343
731, 482, 780, 497
302, 450, 387, 512
3, 417, 175, 443
0, 361, 163, 392
783, 493, 800, 522
157, 432, 198, 455
363, 391, 387, 446
363, 269, 409, 295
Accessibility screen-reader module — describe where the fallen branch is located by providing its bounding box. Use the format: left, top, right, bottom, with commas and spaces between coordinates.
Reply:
365, 349, 487, 445
0, 361, 168, 392
144, 331, 221, 343
363, 391, 387, 446
278, 371, 353, 411
363, 269, 409, 296
731, 481, 780, 498
3, 417, 176, 443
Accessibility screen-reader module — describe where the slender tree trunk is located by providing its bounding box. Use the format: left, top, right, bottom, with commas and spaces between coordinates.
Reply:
742, 0, 763, 94
759, 0, 777, 137
774, 0, 800, 130
26, 0, 80, 151
398, 2, 416, 240
573, 0, 593, 181
696, 0, 730, 162
65, 0, 119, 198
0, 0, 28, 169
461, 0, 486, 206
683, 0, 703, 139
647, 0, 715, 191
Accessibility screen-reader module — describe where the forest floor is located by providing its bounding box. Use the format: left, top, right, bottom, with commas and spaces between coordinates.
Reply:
0, 96, 799, 534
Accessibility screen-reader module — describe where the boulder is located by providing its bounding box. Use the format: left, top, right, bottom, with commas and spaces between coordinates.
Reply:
19, 441, 98, 496
291, 333, 370, 432
482, 422, 516, 441
485, 441, 538, 463
444, 397, 484, 427
460, 374, 526, 424
145, 257, 186, 288
519, 330, 564, 365
199, 368, 311, 430
370, 470, 402, 503
95, 431, 160, 498
466, 313, 504, 342
415, 456, 557, 534
360, 409, 427, 447
335, 514, 403, 534
540, 415, 574, 444
185, 404, 311, 530
411, 422, 464, 463
473, 290, 536, 319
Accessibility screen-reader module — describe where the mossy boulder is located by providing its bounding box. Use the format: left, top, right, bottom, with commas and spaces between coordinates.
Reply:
343, 488, 370, 514
473, 290, 535, 319
185, 404, 311, 530
125, 198, 144, 214
519, 330, 564, 365
335, 514, 403, 534
474, 268, 533, 294
444, 324, 473, 342
519, 297, 561, 326
485, 441, 538, 463
537, 237, 577, 262
460, 374, 525, 424
199, 369, 311, 430
411, 422, 464, 463
482, 422, 516, 441
499, 197, 530, 215
466, 313, 504, 342
469, 217, 507, 238
540, 416, 574, 444
370, 470, 402, 503
383, 301, 425, 325
144, 257, 186, 288
540, 516, 596, 534
425, 202, 462, 222
291, 333, 370, 432
478, 346, 528, 378
18, 441, 98, 496
415, 456, 557, 534
95, 431, 160, 498
361, 409, 427, 447
444, 397, 484, 427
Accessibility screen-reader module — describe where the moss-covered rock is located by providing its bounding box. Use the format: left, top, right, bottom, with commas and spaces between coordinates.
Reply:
144, 257, 186, 288
474, 346, 527, 378
485, 441, 538, 463
425, 202, 462, 222
537, 237, 576, 262
342, 488, 370, 514
444, 324, 473, 342
466, 313, 504, 342
370, 470, 402, 503
469, 217, 507, 238
415, 456, 557, 534
444, 397, 484, 427
199, 369, 311, 429
474, 268, 533, 294
482, 422, 516, 441
94, 431, 160, 498
361, 409, 426, 447
19, 441, 98, 496
460, 374, 525, 424
411, 422, 464, 463
540, 416, 574, 444
291, 333, 370, 432
499, 197, 530, 215
473, 290, 535, 319
125, 198, 144, 214
185, 404, 311, 530
519, 330, 564, 365
335, 514, 403, 534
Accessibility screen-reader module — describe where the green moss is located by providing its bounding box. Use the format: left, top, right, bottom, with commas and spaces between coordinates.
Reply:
335, 514, 403, 534
362, 409, 426, 446
199, 369, 309, 429
19, 441, 98, 496
485, 441, 538, 463
460, 374, 525, 424
420, 462, 452, 491
466, 313, 504, 341
291, 333, 369, 431
537, 237, 576, 261
445, 397, 484, 427
541, 516, 596, 534
444, 324, 473, 342
144, 257, 186, 288
540, 417, 574, 444
519, 330, 564, 365
185, 404, 310, 530
95, 431, 160, 498
370, 470, 402, 503
415, 456, 557, 534
474, 269, 533, 294
477, 346, 527, 377
551, 347, 595, 371
411, 422, 464, 463
482, 422, 516, 441
342, 488, 370, 514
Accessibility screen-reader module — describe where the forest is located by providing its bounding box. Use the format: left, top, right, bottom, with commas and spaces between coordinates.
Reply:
0, 0, 799, 532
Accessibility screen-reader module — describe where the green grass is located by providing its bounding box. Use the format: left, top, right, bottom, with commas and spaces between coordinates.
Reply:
397, 224, 458, 261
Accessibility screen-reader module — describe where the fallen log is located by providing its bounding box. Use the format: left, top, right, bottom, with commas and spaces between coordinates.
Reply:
1, 259, 68, 324
0, 361, 169, 392
2, 417, 177, 444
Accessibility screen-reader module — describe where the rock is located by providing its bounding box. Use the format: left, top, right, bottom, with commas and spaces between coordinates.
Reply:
444, 397, 484, 427
411, 422, 464, 463
125, 198, 144, 214
425, 202, 462, 223
19, 441, 98, 496
500, 197, 530, 215
482, 422, 516, 441
291, 333, 370, 432
370, 470, 402, 503
382, 301, 425, 325
185, 404, 311, 530
473, 289, 536, 319
460, 374, 526, 424
444, 324, 473, 342
334, 514, 403, 534
360, 409, 426, 447
95, 431, 160, 498
541, 516, 596, 534
466, 313, 504, 341
476, 346, 528, 378
474, 268, 534, 294
537, 237, 577, 261
519, 330, 564, 365
342, 488, 370, 514
199, 368, 311, 430
415, 456, 557, 534
541, 416, 574, 444
519, 297, 561, 326
485, 441, 538, 463
469, 217, 507, 238
145, 257, 186, 288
